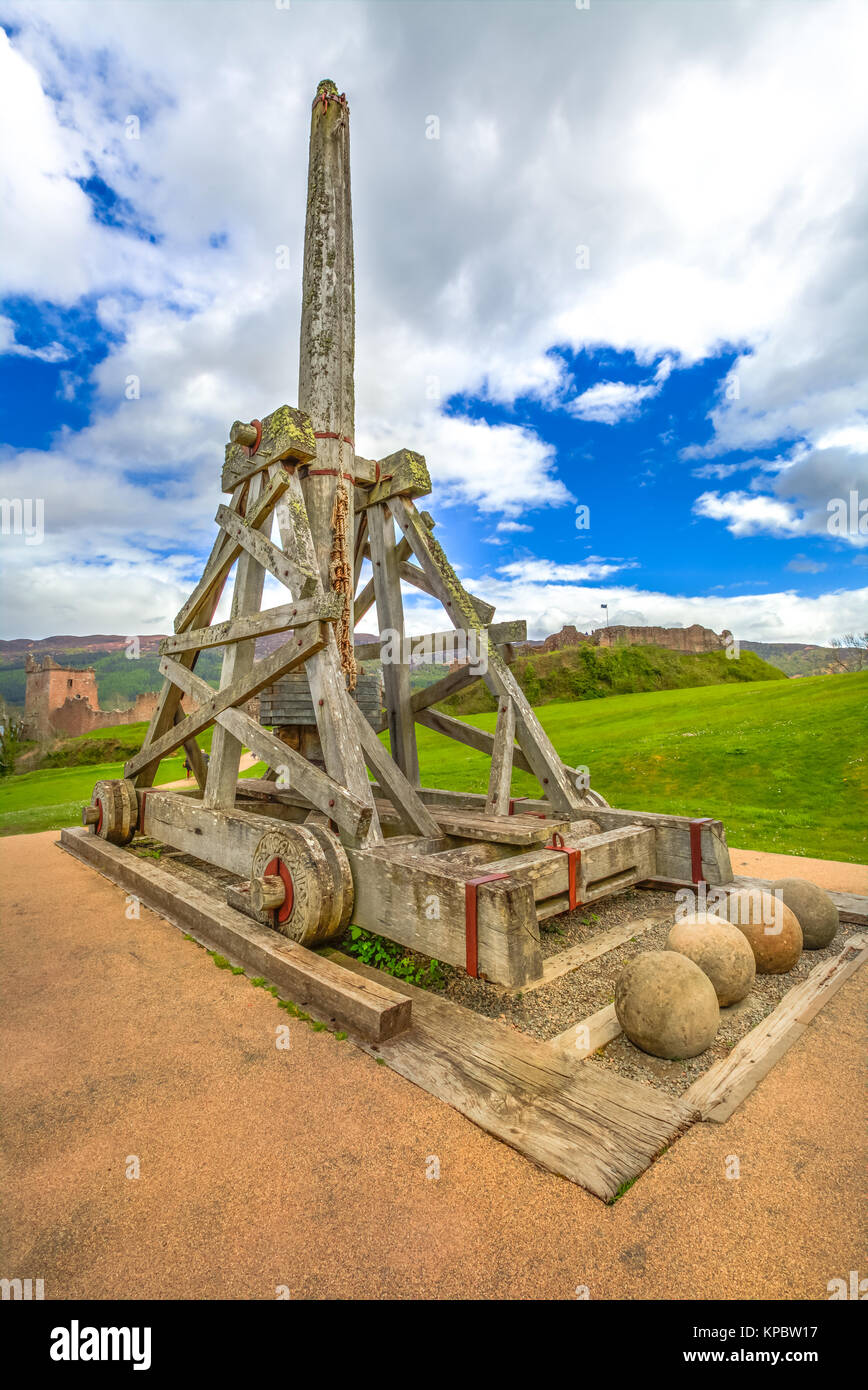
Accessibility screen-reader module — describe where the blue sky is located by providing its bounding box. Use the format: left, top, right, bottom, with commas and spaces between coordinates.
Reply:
1, 0, 866, 643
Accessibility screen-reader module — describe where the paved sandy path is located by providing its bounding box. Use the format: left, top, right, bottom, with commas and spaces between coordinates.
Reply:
728, 847, 867, 894
1, 831, 865, 1300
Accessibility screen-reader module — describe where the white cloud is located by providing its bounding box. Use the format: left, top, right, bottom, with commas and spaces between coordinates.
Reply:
693, 491, 803, 538
2, 0, 868, 634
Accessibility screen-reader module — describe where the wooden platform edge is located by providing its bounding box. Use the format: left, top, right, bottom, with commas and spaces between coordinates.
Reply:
683, 933, 868, 1122
57, 827, 411, 1043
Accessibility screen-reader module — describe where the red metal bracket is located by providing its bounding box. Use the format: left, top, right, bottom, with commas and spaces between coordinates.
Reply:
544, 830, 582, 911
243, 418, 262, 458
265, 856, 294, 925
313, 430, 354, 449
507, 796, 547, 820
136, 788, 152, 834
690, 817, 715, 885
464, 873, 510, 979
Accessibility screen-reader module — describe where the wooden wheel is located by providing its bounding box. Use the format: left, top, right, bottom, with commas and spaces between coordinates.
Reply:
83, 779, 138, 846
305, 822, 354, 930
250, 825, 344, 945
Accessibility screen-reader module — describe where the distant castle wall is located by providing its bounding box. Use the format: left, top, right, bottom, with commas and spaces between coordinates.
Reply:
23, 656, 195, 740
541, 623, 731, 655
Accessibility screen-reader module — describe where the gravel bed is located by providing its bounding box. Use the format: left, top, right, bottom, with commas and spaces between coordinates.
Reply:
126, 839, 854, 1098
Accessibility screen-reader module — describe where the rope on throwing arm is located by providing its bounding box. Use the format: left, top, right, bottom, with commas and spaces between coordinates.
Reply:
328, 435, 358, 691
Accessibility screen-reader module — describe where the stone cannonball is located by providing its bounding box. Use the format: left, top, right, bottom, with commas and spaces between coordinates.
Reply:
614, 951, 720, 1060
772, 877, 838, 950
725, 888, 803, 973
667, 913, 756, 1006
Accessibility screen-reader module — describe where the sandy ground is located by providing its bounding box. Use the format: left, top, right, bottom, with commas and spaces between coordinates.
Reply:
1, 829, 865, 1301
729, 846, 868, 894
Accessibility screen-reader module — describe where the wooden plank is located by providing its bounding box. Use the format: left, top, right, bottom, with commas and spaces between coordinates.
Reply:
159, 594, 343, 656
478, 826, 657, 923
216, 503, 318, 600
485, 699, 516, 816
216, 705, 373, 841
354, 619, 525, 664
366, 503, 419, 785
390, 495, 583, 817
59, 828, 409, 1043
326, 948, 696, 1201
222, 403, 317, 493
433, 805, 565, 846
684, 935, 868, 1121
345, 698, 440, 839
124, 625, 328, 781
549, 1003, 620, 1059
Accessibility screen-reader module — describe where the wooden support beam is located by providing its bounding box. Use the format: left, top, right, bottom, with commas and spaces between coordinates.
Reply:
136, 482, 251, 789
415, 707, 536, 778
124, 624, 328, 781
485, 699, 516, 815
216, 706, 374, 841
353, 619, 525, 664
205, 470, 272, 810
345, 698, 440, 839
272, 466, 382, 847
366, 503, 420, 785
344, 841, 543, 986
174, 468, 296, 634
216, 503, 318, 600
409, 646, 514, 714
354, 449, 431, 512
222, 403, 317, 493
398, 559, 496, 623
390, 495, 583, 817
159, 594, 344, 656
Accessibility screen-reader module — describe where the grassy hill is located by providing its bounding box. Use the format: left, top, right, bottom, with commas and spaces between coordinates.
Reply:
440, 642, 785, 716
739, 640, 856, 676
415, 669, 868, 863
3, 672, 864, 861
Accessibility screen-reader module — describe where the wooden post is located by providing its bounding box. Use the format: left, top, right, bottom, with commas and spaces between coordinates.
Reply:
298, 79, 355, 585
367, 503, 419, 785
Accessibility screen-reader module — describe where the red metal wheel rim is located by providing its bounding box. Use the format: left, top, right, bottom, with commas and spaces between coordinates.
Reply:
265, 856, 294, 923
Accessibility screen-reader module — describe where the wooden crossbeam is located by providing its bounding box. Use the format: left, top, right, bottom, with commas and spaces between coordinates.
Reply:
409, 646, 515, 714
367, 504, 419, 784
174, 468, 296, 634
415, 706, 535, 778
159, 595, 344, 657
354, 449, 431, 512
390, 495, 583, 817
124, 624, 328, 781
345, 698, 440, 839
354, 618, 525, 664
272, 465, 383, 846
136, 482, 252, 789
216, 503, 318, 600
216, 706, 373, 841
486, 699, 516, 815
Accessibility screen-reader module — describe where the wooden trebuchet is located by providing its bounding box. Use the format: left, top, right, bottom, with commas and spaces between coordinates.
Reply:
78, 75, 734, 1001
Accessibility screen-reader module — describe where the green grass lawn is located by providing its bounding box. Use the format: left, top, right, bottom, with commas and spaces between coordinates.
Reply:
2, 671, 865, 861
411, 670, 868, 863
0, 723, 266, 837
